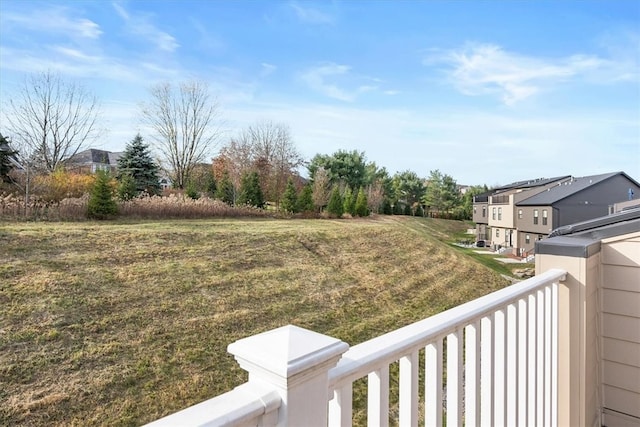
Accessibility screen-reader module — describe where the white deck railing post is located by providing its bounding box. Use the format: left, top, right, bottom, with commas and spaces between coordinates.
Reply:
228, 325, 349, 427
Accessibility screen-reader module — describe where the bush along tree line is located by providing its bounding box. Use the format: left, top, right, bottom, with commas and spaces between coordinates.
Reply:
1, 71, 489, 221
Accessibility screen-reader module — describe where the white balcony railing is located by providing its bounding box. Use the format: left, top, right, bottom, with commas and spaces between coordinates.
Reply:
146, 268, 567, 427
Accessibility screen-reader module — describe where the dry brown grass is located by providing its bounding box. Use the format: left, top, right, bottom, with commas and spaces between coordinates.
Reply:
0, 216, 507, 426
0, 193, 271, 221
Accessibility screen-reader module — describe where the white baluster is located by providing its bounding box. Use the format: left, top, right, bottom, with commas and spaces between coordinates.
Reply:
465, 322, 481, 427
367, 366, 389, 427
425, 339, 443, 427
399, 351, 419, 427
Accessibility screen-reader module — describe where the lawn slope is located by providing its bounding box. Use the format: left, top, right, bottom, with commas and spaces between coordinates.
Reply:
0, 216, 507, 426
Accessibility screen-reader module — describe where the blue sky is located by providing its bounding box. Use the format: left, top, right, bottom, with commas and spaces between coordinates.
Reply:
0, 0, 638, 185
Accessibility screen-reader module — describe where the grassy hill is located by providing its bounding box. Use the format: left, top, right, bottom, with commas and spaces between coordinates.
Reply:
1, 216, 509, 426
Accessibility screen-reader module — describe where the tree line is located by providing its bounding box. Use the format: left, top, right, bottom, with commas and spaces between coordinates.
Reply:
1, 70, 487, 219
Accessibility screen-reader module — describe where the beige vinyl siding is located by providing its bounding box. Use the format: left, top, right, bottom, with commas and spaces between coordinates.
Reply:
601, 232, 640, 420
536, 253, 602, 426
585, 253, 601, 425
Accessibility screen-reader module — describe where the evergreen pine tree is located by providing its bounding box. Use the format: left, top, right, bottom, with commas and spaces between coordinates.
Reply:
185, 180, 200, 199
117, 134, 160, 196
342, 186, 353, 215
326, 186, 344, 217
237, 171, 264, 208
280, 177, 298, 213
87, 170, 118, 219
414, 204, 424, 217
355, 187, 368, 217
117, 173, 137, 201
215, 170, 235, 205
297, 184, 314, 213
393, 201, 403, 215
0, 134, 18, 184
382, 199, 392, 215
404, 204, 412, 216
349, 188, 358, 215
204, 172, 217, 197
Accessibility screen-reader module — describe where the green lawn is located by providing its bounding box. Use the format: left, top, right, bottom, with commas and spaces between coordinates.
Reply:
1, 216, 508, 426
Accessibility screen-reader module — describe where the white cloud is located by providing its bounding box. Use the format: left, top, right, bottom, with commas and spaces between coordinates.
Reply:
289, 2, 334, 24
112, 2, 179, 52
261, 63, 277, 76
190, 18, 226, 54
300, 64, 399, 101
0, 7, 102, 39
0, 44, 180, 84
52, 46, 102, 63
427, 43, 613, 105
300, 63, 355, 101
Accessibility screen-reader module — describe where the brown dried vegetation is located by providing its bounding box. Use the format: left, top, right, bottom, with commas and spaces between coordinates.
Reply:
0, 217, 507, 426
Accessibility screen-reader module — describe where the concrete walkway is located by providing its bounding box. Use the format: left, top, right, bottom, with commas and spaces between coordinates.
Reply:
473, 250, 529, 263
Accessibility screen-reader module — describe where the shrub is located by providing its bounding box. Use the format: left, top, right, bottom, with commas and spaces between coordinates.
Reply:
87, 170, 118, 219
296, 184, 314, 213
326, 186, 343, 218
215, 171, 235, 205
237, 171, 264, 208
354, 187, 368, 217
382, 199, 392, 215
185, 181, 200, 200
118, 173, 137, 201
35, 169, 95, 202
280, 178, 298, 213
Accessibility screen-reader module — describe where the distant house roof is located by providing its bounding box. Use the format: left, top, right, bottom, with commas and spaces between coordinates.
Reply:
0, 133, 23, 170
66, 149, 122, 166
517, 172, 639, 206
493, 175, 571, 193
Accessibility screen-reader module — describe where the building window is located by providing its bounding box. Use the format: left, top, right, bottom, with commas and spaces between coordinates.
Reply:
533, 209, 539, 225
496, 229, 500, 238
498, 207, 502, 220
518, 209, 523, 219
473, 206, 477, 216
482, 206, 486, 218
492, 207, 496, 220
542, 209, 548, 225
525, 234, 530, 244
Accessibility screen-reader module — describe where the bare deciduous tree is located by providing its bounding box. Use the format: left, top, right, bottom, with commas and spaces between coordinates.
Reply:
312, 166, 331, 212
218, 132, 255, 192
249, 121, 303, 208
3, 71, 101, 173
367, 181, 385, 214
141, 81, 222, 188
218, 121, 304, 209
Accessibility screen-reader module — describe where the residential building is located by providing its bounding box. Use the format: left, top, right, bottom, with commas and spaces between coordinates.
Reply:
0, 132, 23, 170
476, 176, 571, 248
471, 190, 491, 242
64, 149, 122, 174
515, 172, 640, 256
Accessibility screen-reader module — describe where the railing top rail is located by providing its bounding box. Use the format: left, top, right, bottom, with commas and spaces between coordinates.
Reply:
143, 383, 281, 427
328, 268, 566, 389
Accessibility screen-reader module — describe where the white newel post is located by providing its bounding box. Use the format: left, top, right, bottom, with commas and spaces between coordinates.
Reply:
228, 325, 349, 427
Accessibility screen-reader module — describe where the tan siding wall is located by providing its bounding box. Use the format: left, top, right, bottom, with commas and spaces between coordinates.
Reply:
536, 254, 601, 426
601, 232, 640, 421
585, 253, 601, 425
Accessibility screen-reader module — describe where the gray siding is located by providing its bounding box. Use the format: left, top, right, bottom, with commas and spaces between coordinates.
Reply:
554, 175, 640, 227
